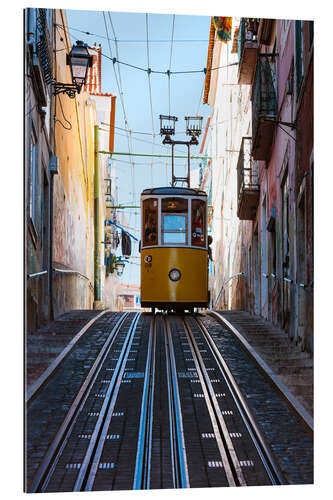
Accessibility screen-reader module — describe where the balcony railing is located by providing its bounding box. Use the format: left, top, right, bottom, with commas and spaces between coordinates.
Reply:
237, 137, 260, 220
238, 18, 259, 84
36, 9, 53, 85
251, 55, 277, 160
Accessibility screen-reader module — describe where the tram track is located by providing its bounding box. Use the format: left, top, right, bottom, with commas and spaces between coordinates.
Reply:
187, 315, 285, 485
29, 312, 139, 492
28, 311, 290, 492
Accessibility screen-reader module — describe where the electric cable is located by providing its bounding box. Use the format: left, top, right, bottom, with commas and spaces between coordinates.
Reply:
168, 15, 175, 116
54, 94, 72, 130
107, 11, 136, 223
103, 11, 135, 228
56, 23, 209, 43
145, 13, 156, 186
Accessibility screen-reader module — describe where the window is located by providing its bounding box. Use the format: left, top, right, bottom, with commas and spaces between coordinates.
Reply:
162, 198, 188, 245
142, 198, 158, 246
29, 131, 38, 226
191, 199, 206, 247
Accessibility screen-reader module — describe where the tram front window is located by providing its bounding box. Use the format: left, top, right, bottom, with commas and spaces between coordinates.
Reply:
163, 215, 187, 244
162, 197, 188, 245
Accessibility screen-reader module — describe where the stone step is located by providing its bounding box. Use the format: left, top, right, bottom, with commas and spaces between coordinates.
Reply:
273, 358, 313, 369
274, 363, 313, 375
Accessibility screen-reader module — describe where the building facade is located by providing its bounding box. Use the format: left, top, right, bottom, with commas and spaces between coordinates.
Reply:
202, 17, 313, 353
25, 8, 55, 331
25, 8, 119, 330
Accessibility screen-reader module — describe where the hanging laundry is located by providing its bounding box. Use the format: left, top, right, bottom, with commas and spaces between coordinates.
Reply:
212, 17, 232, 43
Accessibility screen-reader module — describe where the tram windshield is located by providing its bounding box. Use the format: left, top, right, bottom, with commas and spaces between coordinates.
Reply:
142, 198, 158, 246
162, 198, 188, 245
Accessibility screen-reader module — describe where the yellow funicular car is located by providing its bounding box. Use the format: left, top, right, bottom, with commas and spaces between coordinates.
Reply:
140, 114, 209, 312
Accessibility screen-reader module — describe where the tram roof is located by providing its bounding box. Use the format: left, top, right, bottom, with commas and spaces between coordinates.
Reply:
141, 186, 207, 197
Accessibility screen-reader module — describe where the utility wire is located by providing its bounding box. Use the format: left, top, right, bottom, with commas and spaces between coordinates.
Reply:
145, 13, 156, 186
107, 12, 136, 225
55, 23, 208, 43
54, 26, 237, 75
102, 11, 135, 230
168, 15, 175, 116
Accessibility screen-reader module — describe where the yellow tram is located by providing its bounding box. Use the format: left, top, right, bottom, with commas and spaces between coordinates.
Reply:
140, 186, 209, 312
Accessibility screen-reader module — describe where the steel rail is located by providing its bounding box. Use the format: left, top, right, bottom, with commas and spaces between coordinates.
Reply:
30, 312, 129, 493
81, 312, 142, 491
133, 315, 156, 489
164, 317, 190, 488
182, 317, 244, 487
195, 315, 286, 485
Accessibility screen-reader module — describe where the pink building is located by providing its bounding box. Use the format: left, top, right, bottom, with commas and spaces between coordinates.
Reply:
237, 18, 313, 352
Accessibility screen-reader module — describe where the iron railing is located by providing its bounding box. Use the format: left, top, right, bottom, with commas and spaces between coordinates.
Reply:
252, 55, 277, 141
36, 8, 53, 85
237, 137, 259, 201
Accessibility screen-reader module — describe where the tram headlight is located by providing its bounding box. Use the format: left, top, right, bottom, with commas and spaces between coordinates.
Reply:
168, 268, 181, 282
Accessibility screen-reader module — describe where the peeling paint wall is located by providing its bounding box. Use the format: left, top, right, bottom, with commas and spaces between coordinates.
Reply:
52, 11, 97, 317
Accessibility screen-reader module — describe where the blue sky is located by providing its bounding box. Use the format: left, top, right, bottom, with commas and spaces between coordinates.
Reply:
66, 8, 212, 284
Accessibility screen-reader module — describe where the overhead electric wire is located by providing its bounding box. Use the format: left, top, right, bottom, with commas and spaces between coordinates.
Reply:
145, 13, 156, 186
103, 11, 136, 228
168, 15, 175, 116
108, 12, 136, 219
56, 23, 208, 43
55, 26, 237, 76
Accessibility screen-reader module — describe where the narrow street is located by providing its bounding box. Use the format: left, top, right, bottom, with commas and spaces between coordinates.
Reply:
24, 7, 314, 497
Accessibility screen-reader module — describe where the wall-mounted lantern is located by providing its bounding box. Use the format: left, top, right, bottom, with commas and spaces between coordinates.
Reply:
53, 40, 92, 98
115, 259, 126, 277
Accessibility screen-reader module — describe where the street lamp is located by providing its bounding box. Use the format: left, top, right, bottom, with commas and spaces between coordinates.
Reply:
53, 41, 92, 98
115, 259, 126, 277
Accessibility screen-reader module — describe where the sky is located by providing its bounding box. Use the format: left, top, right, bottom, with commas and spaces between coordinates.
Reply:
66, 8, 212, 284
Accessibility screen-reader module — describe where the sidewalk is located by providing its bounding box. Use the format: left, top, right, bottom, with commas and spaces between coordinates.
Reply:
215, 310, 313, 417
25, 310, 101, 391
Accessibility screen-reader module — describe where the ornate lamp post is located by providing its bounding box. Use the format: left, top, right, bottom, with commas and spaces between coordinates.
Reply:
53, 40, 92, 98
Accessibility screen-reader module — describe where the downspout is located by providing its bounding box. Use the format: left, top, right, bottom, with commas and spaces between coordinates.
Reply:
93, 125, 104, 309
49, 156, 58, 320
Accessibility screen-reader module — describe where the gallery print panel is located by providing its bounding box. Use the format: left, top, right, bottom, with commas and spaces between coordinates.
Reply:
24, 6, 313, 494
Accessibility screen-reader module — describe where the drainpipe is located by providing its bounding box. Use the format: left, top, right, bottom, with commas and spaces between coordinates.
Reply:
49, 155, 58, 320
93, 125, 104, 309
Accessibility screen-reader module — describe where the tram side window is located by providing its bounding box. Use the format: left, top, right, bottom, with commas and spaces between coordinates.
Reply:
143, 198, 158, 246
191, 199, 206, 247
162, 197, 188, 245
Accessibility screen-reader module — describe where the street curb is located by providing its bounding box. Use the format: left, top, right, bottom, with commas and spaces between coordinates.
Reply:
208, 311, 314, 432
26, 309, 111, 405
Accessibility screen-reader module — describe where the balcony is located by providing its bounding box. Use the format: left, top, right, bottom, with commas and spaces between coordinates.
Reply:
237, 137, 260, 220
251, 55, 277, 160
238, 18, 259, 84
257, 18, 275, 45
